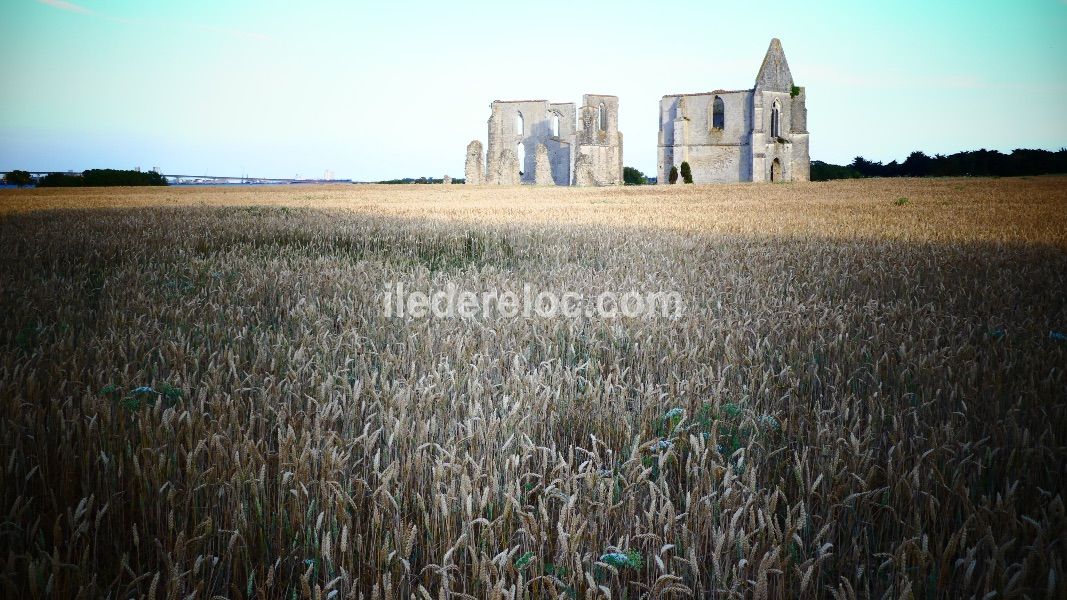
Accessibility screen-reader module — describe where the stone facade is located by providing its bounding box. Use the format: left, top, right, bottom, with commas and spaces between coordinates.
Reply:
466, 95, 623, 186
657, 38, 810, 184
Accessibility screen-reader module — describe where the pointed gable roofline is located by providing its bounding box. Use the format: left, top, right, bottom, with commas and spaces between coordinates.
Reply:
755, 38, 794, 93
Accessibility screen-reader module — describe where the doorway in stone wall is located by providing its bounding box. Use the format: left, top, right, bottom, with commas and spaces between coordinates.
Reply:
771, 158, 781, 182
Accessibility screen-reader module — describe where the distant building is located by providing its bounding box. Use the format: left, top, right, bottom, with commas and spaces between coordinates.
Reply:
657, 38, 810, 183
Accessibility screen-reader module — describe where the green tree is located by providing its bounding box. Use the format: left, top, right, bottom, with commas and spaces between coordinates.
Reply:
3, 170, 33, 187
810, 160, 862, 181
38, 169, 168, 187
668, 165, 679, 184
623, 166, 647, 185
680, 161, 693, 184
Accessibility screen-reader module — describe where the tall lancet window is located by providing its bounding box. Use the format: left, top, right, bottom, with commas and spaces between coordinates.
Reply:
770, 100, 782, 138
515, 112, 524, 136
598, 103, 607, 131
712, 96, 725, 130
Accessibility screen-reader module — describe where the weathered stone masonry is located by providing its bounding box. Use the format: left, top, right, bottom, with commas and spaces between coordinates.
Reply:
462, 38, 806, 186
464, 140, 484, 185
657, 38, 810, 184
465, 95, 623, 186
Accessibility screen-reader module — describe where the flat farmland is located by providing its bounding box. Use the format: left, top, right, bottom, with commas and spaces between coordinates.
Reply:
1, 177, 1064, 598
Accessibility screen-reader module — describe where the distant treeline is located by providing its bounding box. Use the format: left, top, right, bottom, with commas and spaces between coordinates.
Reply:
812, 148, 1067, 181
37, 169, 168, 187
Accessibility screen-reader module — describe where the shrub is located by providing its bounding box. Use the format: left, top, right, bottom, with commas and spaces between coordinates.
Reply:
680, 161, 693, 184
623, 166, 647, 186
668, 165, 679, 184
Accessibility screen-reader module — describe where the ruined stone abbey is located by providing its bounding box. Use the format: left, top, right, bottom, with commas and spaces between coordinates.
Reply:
659, 38, 809, 183
465, 95, 623, 187
464, 38, 808, 186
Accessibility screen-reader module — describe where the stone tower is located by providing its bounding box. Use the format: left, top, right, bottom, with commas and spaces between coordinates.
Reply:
572, 95, 624, 186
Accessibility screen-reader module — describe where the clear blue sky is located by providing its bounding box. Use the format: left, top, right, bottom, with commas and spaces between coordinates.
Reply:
1, 0, 1064, 180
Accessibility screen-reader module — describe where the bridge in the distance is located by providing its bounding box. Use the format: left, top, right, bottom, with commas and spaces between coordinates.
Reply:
1, 171, 354, 185
163, 174, 354, 185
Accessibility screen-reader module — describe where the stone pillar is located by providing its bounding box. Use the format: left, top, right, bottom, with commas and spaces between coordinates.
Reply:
496, 148, 520, 186
534, 144, 553, 185
615, 132, 624, 186
464, 140, 484, 185
751, 94, 766, 182
485, 104, 503, 185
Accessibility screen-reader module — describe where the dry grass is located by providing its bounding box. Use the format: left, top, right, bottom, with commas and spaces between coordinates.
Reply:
0, 178, 1065, 598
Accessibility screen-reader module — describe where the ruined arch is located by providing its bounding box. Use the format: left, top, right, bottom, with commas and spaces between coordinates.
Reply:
771, 158, 782, 182
711, 96, 724, 130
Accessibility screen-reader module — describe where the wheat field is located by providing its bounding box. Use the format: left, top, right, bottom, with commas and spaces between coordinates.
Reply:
1, 177, 1065, 599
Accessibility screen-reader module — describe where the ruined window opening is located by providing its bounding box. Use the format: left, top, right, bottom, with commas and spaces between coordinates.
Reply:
712, 96, 725, 130
515, 112, 524, 136
771, 158, 782, 181
598, 103, 607, 132
516, 143, 524, 176
770, 100, 781, 138
550, 112, 560, 137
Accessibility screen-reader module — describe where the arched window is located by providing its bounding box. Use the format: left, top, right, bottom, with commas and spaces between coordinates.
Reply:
771, 158, 782, 182
770, 100, 781, 139
550, 112, 560, 137
712, 96, 725, 130
516, 143, 524, 175
598, 103, 607, 131
515, 112, 524, 136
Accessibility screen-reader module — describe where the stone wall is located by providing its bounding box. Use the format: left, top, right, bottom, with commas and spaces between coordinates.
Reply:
657, 91, 752, 183
681, 145, 751, 183
573, 144, 623, 186
788, 133, 810, 182
485, 100, 572, 186
471, 94, 622, 187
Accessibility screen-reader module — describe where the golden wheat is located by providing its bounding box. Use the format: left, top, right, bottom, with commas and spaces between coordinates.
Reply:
0, 178, 1064, 598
